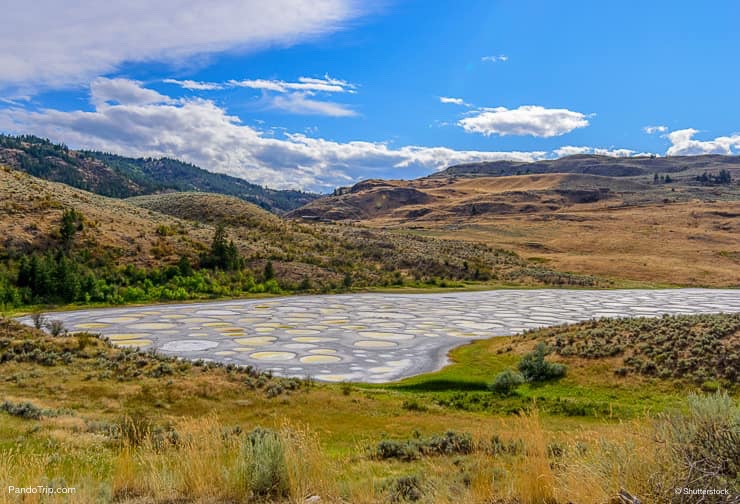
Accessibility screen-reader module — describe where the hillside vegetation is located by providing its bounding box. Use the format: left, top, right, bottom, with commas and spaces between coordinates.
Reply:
0, 314, 737, 503
435, 153, 740, 178
0, 166, 605, 310
0, 134, 315, 213
290, 167, 740, 287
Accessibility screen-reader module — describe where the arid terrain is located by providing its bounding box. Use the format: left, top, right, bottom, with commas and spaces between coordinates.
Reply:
290, 158, 740, 287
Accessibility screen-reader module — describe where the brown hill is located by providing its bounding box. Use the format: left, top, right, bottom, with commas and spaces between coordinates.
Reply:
0, 165, 605, 296
287, 170, 739, 287
434, 154, 740, 179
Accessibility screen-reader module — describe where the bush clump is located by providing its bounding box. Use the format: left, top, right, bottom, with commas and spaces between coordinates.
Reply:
526, 313, 740, 384
373, 431, 474, 461
489, 369, 525, 395
655, 391, 740, 496
240, 427, 290, 500
518, 342, 567, 382
0, 400, 44, 420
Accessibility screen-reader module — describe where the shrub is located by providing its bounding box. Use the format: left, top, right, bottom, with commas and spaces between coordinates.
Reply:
0, 400, 44, 420
373, 431, 473, 461
31, 312, 46, 329
655, 391, 740, 498
385, 475, 423, 502
489, 369, 525, 395
518, 342, 567, 382
45, 319, 66, 337
241, 427, 289, 500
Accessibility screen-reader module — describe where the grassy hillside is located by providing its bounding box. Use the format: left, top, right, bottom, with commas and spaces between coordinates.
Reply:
290, 171, 740, 287
0, 134, 316, 213
1, 314, 737, 503
435, 153, 740, 179
0, 166, 608, 311
127, 192, 282, 228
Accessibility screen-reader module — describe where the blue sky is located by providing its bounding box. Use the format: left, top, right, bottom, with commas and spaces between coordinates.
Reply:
1, 0, 738, 192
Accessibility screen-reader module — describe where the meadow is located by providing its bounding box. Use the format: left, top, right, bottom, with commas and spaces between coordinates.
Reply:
1, 314, 737, 503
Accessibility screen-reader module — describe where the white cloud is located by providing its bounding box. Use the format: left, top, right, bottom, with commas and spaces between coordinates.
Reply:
553, 146, 593, 157
553, 146, 638, 158
164, 75, 359, 116
90, 78, 173, 107
458, 105, 589, 138
229, 75, 356, 94
666, 128, 740, 156
268, 93, 356, 117
234, 75, 358, 116
593, 148, 636, 157
0, 79, 548, 192
643, 125, 667, 134
0, 0, 362, 91
439, 96, 465, 105
163, 79, 224, 91
481, 55, 508, 63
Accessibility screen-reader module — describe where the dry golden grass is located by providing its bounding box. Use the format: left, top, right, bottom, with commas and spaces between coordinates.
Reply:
290, 170, 739, 286
423, 200, 740, 287
64, 410, 733, 503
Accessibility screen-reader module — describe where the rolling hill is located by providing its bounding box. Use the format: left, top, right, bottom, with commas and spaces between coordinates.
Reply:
0, 165, 607, 310
433, 153, 740, 179
288, 164, 740, 287
0, 134, 316, 213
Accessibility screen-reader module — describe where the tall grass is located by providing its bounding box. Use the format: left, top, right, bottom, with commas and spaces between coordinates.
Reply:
2, 393, 737, 503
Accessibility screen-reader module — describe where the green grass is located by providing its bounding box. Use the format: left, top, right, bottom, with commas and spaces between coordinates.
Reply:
1, 316, 738, 503
370, 314, 738, 418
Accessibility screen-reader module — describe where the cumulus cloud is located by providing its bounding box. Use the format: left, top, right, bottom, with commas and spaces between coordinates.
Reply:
481, 55, 508, 63
90, 78, 174, 107
0, 0, 362, 91
0, 79, 548, 192
552, 146, 593, 157
643, 125, 667, 134
666, 128, 740, 156
439, 96, 465, 105
553, 146, 638, 158
458, 105, 589, 138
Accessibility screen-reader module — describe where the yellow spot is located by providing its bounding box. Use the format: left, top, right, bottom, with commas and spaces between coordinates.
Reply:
74, 323, 110, 329
117, 339, 152, 348
234, 337, 276, 346
107, 333, 150, 341
300, 355, 341, 364
369, 367, 394, 373
309, 348, 337, 355
98, 316, 139, 323
319, 375, 351, 382
128, 322, 176, 330
250, 351, 296, 361
293, 337, 336, 343
354, 340, 397, 348
358, 331, 414, 341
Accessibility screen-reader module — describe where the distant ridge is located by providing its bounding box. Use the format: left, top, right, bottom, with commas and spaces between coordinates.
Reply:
0, 134, 317, 213
432, 154, 740, 179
